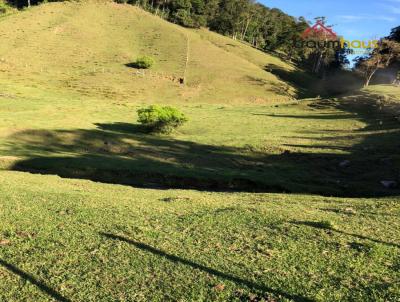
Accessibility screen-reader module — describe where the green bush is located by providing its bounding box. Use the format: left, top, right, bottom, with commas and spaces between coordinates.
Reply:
137, 105, 188, 133
172, 9, 206, 28
134, 56, 155, 69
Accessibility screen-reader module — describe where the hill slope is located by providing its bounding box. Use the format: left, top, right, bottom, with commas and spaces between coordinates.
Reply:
0, 0, 301, 103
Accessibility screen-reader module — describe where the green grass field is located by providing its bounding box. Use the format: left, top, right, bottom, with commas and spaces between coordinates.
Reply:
0, 1, 399, 301
0, 171, 399, 302
1, 84, 399, 197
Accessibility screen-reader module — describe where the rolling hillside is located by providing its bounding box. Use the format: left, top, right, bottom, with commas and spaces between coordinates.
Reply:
0, 0, 301, 104
0, 1, 399, 301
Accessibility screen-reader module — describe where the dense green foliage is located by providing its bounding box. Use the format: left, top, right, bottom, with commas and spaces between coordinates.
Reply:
134, 55, 155, 69
0, 0, 13, 13
137, 105, 188, 133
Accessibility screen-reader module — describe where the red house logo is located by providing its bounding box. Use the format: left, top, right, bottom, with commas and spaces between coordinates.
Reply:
302, 20, 337, 39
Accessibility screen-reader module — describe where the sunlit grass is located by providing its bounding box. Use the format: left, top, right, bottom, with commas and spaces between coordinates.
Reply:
0, 1, 399, 301
0, 171, 399, 301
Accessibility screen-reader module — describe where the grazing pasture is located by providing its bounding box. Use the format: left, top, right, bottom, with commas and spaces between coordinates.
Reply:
0, 1, 398, 301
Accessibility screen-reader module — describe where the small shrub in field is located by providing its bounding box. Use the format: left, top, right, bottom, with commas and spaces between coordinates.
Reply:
137, 105, 188, 133
134, 56, 154, 69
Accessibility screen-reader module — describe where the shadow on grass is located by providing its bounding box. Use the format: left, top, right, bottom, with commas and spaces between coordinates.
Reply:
4, 91, 400, 197
6, 126, 289, 192
264, 64, 364, 98
246, 76, 294, 99
95, 122, 148, 134
0, 259, 70, 302
264, 64, 318, 99
292, 221, 400, 248
125, 62, 149, 69
252, 113, 357, 120
101, 233, 314, 302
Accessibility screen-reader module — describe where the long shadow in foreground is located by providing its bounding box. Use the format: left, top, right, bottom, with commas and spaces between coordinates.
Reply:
291, 221, 400, 248
101, 233, 314, 302
4, 92, 400, 197
0, 259, 71, 302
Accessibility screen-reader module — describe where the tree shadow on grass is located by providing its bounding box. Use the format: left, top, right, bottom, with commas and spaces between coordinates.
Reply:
7, 126, 290, 192
100, 233, 314, 302
319, 208, 400, 218
291, 221, 400, 248
264, 65, 364, 98
94, 122, 148, 134
0, 259, 70, 302
252, 113, 357, 120
264, 64, 318, 99
245, 76, 295, 99
4, 91, 400, 197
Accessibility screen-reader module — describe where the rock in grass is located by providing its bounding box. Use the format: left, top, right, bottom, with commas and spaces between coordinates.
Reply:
339, 160, 351, 168
0, 239, 11, 246
344, 207, 356, 215
379, 157, 392, 166
380, 180, 398, 189
213, 284, 225, 291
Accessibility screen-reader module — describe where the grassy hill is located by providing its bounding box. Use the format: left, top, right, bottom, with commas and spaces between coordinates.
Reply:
0, 1, 399, 301
0, 0, 302, 104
